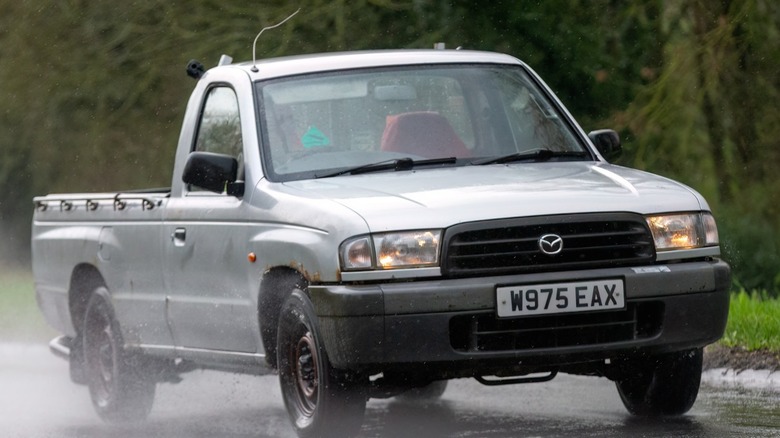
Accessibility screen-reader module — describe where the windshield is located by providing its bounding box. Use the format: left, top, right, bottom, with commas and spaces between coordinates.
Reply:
257, 64, 589, 181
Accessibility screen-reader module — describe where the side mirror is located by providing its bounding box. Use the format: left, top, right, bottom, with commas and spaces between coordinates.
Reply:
588, 129, 622, 161
182, 151, 238, 194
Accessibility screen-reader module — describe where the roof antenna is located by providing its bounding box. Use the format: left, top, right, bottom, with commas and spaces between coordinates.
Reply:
251, 8, 301, 73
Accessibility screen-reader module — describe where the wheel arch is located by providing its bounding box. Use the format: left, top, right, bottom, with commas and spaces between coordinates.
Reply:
258, 266, 308, 368
69, 264, 107, 335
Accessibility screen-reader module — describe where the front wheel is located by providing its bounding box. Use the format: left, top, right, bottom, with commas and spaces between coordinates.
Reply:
615, 348, 703, 416
277, 289, 367, 438
83, 287, 156, 422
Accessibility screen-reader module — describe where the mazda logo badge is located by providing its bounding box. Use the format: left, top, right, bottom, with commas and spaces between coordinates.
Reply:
538, 234, 563, 255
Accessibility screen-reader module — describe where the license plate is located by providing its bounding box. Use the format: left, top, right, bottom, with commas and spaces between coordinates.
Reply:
496, 279, 625, 318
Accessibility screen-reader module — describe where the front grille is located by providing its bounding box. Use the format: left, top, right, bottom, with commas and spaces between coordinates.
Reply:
442, 213, 655, 277
449, 302, 663, 353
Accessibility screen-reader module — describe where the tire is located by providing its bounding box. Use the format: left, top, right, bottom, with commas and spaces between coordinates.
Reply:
82, 287, 156, 422
69, 333, 87, 385
397, 380, 448, 402
615, 348, 703, 416
277, 289, 367, 438
259, 271, 306, 369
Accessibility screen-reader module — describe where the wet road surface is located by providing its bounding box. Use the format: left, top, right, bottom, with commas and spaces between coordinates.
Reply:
1, 343, 778, 437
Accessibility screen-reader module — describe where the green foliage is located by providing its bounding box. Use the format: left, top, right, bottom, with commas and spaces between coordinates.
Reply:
443, 1, 664, 126
721, 290, 780, 351
611, 1, 780, 295
616, 1, 780, 210
719, 213, 780, 294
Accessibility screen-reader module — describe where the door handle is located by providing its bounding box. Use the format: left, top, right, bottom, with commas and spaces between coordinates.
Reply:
172, 228, 186, 247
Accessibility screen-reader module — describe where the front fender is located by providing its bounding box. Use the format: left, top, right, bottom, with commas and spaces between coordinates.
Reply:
249, 225, 338, 283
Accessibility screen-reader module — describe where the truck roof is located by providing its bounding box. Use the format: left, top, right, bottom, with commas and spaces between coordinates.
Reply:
220, 49, 525, 81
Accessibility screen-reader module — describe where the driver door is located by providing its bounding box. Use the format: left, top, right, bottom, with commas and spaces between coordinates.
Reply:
163, 85, 256, 353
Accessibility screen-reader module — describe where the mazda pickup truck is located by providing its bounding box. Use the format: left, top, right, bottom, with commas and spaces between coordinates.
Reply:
32, 48, 730, 437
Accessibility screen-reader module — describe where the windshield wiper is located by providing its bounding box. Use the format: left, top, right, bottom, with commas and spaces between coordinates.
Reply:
316, 157, 457, 178
471, 149, 588, 166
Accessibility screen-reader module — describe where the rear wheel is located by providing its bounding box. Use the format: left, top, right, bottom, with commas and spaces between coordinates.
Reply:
83, 287, 156, 422
615, 348, 703, 416
277, 289, 367, 438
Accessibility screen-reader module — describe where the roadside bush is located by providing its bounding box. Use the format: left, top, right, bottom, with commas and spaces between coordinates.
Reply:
718, 213, 780, 298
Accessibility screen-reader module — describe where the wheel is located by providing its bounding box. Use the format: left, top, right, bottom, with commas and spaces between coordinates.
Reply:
69, 333, 87, 385
82, 287, 156, 422
259, 271, 307, 369
615, 348, 703, 416
396, 380, 448, 402
277, 289, 367, 438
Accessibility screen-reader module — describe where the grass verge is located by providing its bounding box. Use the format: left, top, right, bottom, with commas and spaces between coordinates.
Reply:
0, 268, 56, 342
721, 290, 780, 351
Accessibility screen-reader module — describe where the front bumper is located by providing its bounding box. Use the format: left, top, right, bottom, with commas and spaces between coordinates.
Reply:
310, 260, 730, 372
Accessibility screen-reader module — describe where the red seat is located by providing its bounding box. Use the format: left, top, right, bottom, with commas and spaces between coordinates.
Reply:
380, 112, 471, 159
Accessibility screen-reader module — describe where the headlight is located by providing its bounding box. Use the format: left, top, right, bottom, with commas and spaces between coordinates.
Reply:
340, 230, 441, 271
646, 212, 719, 251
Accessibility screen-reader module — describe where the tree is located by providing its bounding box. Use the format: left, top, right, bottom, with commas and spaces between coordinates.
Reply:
614, 0, 780, 293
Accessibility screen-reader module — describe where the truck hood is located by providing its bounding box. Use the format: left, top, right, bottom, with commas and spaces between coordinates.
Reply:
282, 162, 707, 232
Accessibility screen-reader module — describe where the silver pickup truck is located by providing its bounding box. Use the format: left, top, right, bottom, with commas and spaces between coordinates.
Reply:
32, 49, 730, 437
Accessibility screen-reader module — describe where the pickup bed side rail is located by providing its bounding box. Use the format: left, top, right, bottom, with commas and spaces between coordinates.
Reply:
34, 192, 169, 213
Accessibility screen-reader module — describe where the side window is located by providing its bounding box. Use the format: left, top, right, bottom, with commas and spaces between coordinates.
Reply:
194, 86, 244, 182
